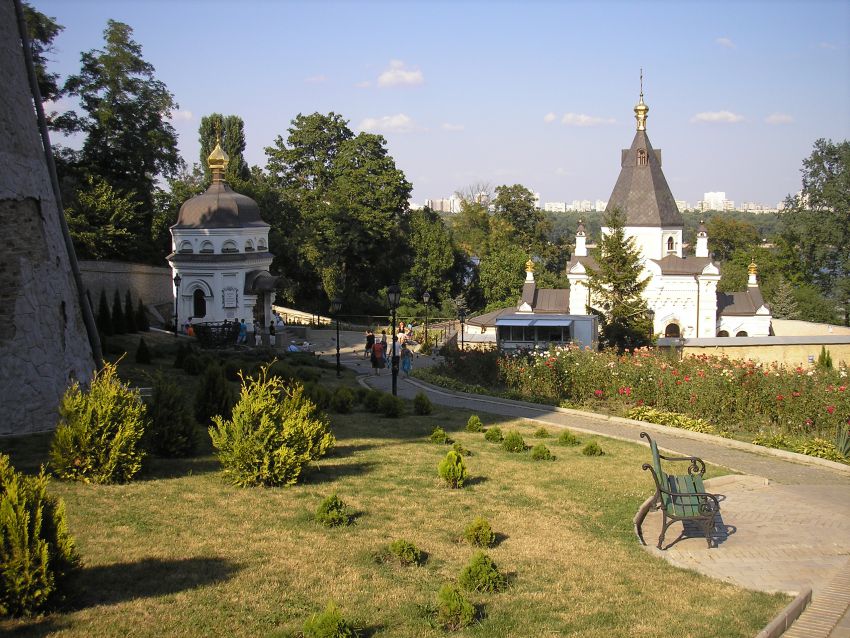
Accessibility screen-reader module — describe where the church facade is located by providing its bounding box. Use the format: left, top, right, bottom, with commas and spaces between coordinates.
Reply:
566, 88, 772, 339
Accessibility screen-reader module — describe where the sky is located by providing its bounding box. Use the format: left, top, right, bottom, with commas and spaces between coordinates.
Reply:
35, 0, 850, 208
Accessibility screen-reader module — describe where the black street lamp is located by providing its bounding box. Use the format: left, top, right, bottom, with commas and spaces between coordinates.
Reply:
331, 297, 342, 378
647, 308, 655, 344
458, 308, 466, 351
172, 272, 182, 336
387, 284, 401, 396
423, 290, 431, 350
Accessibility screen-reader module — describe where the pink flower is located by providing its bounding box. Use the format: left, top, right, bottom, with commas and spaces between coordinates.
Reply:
792, 391, 801, 397
594, 389, 603, 397
826, 405, 835, 415
839, 386, 846, 392
805, 418, 813, 426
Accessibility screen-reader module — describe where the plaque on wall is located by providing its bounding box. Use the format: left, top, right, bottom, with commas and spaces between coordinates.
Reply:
223, 287, 238, 308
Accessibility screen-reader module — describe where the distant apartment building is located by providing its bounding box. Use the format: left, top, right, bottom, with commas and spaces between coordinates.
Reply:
425, 196, 462, 213
532, 192, 541, 209
594, 200, 608, 212
675, 200, 691, 212
544, 201, 567, 212
699, 192, 734, 212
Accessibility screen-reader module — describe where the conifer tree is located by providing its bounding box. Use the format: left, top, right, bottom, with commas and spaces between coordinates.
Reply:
96, 289, 113, 336
124, 290, 137, 332
770, 278, 801, 320
111, 289, 126, 334
135, 297, 149, 331
587, 208, 651, 352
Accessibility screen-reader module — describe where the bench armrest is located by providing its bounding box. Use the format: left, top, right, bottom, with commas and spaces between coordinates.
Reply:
657, 453, 706, 477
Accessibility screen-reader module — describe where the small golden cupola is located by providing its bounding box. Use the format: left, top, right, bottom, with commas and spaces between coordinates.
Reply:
634, 69, 649, 131
207, 137, 230, 182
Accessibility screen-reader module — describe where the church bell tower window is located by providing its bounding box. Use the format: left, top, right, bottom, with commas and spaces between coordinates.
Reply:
637, 149, 647, 166
667, 236, 674, 252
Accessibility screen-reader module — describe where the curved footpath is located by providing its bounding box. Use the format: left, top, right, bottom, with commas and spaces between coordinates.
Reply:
309, 333, 850, 638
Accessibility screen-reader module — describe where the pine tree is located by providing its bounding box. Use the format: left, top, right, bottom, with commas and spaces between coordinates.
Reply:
587, 208, 651, 352
96, 289, 113, 336
135, 297, 150, 331
770, 278, 800, 320
111, 289, 126, 335
124, 290, 137, 332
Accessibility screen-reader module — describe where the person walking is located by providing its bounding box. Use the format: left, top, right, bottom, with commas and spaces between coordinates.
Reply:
401, 342, 413, 377
237, 319, 248, 344
269, 320, 276, 346
365, 329, 375, 359
370, 339, 384, 375
253, 319, 261, 345
380, 330, 388, 368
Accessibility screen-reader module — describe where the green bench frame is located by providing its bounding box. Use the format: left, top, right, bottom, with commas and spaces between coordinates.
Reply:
639, 432, 721, 549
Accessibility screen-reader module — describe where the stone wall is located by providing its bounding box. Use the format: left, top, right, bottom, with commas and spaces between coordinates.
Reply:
0, 0, 95, 435
664, 336, 850, 368
79, 260, 173, 309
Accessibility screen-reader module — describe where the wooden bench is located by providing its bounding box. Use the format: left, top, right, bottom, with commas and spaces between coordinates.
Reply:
636, 431, 721, 549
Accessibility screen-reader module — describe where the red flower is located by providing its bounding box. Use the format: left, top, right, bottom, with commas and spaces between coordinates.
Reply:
684, 375, 692, 382
594, 389, 603, 397
676, 380, 682, 385
637, 399, 644, 406
827, 405, 836, 415
840, 386, 847, 392
805, 418, 813, 426
792, 391, 801, 397
776, 395, 784, 401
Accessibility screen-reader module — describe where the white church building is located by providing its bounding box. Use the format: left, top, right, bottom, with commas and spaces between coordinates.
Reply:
566, 87, 772, 339
167, 141, 278, 331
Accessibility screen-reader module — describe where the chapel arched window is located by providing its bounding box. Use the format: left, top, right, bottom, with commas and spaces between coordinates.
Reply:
637, 149, 647, 166
667, 236, 674, 251
200, 241, 214, 254
193, 289, 207, 318
222, 240, 238, 253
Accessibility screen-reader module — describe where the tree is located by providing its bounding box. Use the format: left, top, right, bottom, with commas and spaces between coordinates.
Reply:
405, 208, 457, 305
769, 278, 800, 320
111, 289, 126, 334
587, 208, 651, 352
65, 175, 138, 260
96, 290, 112, 337
61, 20, 181, 261
478, 244, 527, 311
778, 139, 850, 325
22, 3, 64, 103
452, 198, 491, 257
124, 290, 137, 332
492, 184, 549, 252
706, 217, 760, 262
199, 113, 249, 184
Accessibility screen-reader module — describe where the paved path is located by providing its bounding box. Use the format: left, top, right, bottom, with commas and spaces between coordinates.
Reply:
309, 331, 850, 636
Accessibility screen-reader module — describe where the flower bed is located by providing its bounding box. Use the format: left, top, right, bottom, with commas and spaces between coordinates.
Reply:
497, 346, 849, 462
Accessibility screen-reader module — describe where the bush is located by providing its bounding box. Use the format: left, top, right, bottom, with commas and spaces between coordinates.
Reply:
96, 289, 112, 337
296, 366, 322, 383
387, 539, 423, 566
305, 382, 332, 411
315, 494, 351, 528
267, 360, 296, 382
533, 427, 550, 438
531, 444, 554, 461
303, 602, 359, 638
379, 393, 404, 418
458, 551, 507, 593
817, 345, 833, 370
209, 366, 335, 487
0, 454, 80, 617
463, 516, 495, 548
626, 406, 729, 437
135, 297, 149, 332
501, 431, 526, 453
435, 584, 475, 631
111, 289, 126, 335
50, 362, 147, 484
581, 441, 604, 456
123, 290, 137, 333
413, 392, 433, 415
430, 427, 450, 444
355, 387, 369, 404
331, 387, 355, 414
363, 390, 383, 412
181, 353, 205, 376
437, 450, 468, 488
223, 360, 246, 382
173, 342, 189, 369
558, 430, 581, 446
466, 415, 484, 432
135, 337, 152, 364
146, 372, 197, 457
452, 442, 471, 457
194, 363, 236, 427
484, 426, 503, 443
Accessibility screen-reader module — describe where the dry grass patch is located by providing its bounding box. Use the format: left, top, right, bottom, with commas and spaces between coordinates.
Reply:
0, 385, 787, 637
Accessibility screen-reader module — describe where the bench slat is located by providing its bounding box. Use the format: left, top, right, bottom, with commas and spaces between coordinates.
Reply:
667, 475, 702, 517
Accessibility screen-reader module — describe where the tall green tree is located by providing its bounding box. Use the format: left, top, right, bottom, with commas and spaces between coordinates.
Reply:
492, 184, 549, 252
769, 278, 800, 320
22, 3, 64, 103
452, 198, 490, 257
778, 139, 850, 325
199, 113, 249, 184
706, 217, 760, 262
61, 20, 182, 261
478, 244, 527, 311
405, 208, 458, 305
587, 208, 651, 352
65, 175, 138, 260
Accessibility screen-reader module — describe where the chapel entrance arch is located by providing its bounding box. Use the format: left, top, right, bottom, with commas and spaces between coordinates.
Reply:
664, 323, 680, 338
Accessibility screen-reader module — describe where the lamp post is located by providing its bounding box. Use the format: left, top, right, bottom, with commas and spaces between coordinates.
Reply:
458, 308, 466, 351
387, 284, 401, 396
423, 290, 431, 350
172, 272, 182, 337
331, 297, 342, 378
647, 308, 655, 344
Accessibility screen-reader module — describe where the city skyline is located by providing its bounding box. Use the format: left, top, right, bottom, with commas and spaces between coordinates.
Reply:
36, 0, 850, 206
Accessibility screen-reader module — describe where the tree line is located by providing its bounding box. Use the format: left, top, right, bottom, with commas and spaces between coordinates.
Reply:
25, 6, 849, 326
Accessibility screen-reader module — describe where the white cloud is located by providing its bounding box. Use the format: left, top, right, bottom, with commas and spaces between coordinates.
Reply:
304, 74, 327, 84
359, 113, 416, 133
765, 113, 794, 125
690, 111, 744, 123
441, 123, 464, 131
561, 112, 615, 126
169, 109, 193, 122
819, 41, 837, 50
543, 112, 557, 123
355, 80, 371, 88
715, 37, 736, 49
377, 60, 424, 87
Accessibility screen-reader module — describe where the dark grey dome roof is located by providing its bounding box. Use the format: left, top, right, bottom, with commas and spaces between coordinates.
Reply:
173, 181, 268, 229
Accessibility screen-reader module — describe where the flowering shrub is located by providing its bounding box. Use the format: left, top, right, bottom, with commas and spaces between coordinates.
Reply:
496, 346, 849, 448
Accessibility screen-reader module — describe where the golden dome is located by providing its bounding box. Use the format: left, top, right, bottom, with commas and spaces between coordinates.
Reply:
525, 258, 535, 273
634, 69, 649, 131
748, 261, 758, 276
207, 140, 230, 176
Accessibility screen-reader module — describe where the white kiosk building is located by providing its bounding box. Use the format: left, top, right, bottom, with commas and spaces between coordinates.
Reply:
167, 142, 277, 331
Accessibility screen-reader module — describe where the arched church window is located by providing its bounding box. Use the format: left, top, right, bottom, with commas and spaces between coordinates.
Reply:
222, 240, 238, 253
637, 149, 647, 166
179, 241, 193, 253
245, 240, 254, 252
664, 323, 680, 338
257, 239, 267, 251
735, 330, 748, 337
193, 289, 207, 318
200, 241, 214, 254
717, 330, 729, 337
667, 236, 674, 251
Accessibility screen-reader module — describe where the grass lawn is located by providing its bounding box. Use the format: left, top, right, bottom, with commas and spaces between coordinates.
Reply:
0, 341, 788, 637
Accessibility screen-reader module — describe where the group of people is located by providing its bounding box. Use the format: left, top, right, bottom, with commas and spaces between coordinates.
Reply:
365, 328, 413, 376
233, 312, 286, 346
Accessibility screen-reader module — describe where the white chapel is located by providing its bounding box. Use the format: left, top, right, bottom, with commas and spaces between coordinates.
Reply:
566, 86, 772, 338
167, 141, 278, 330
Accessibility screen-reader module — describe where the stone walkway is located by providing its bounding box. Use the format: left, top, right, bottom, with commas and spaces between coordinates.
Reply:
311, 333, 850, 636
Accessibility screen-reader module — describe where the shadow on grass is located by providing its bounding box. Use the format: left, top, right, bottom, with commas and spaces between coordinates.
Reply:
305, 461, 378, 484
137, 455, 222, 481
73, 556, 239, 608
330, 442, 375, 457
464, 475, 489, 487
